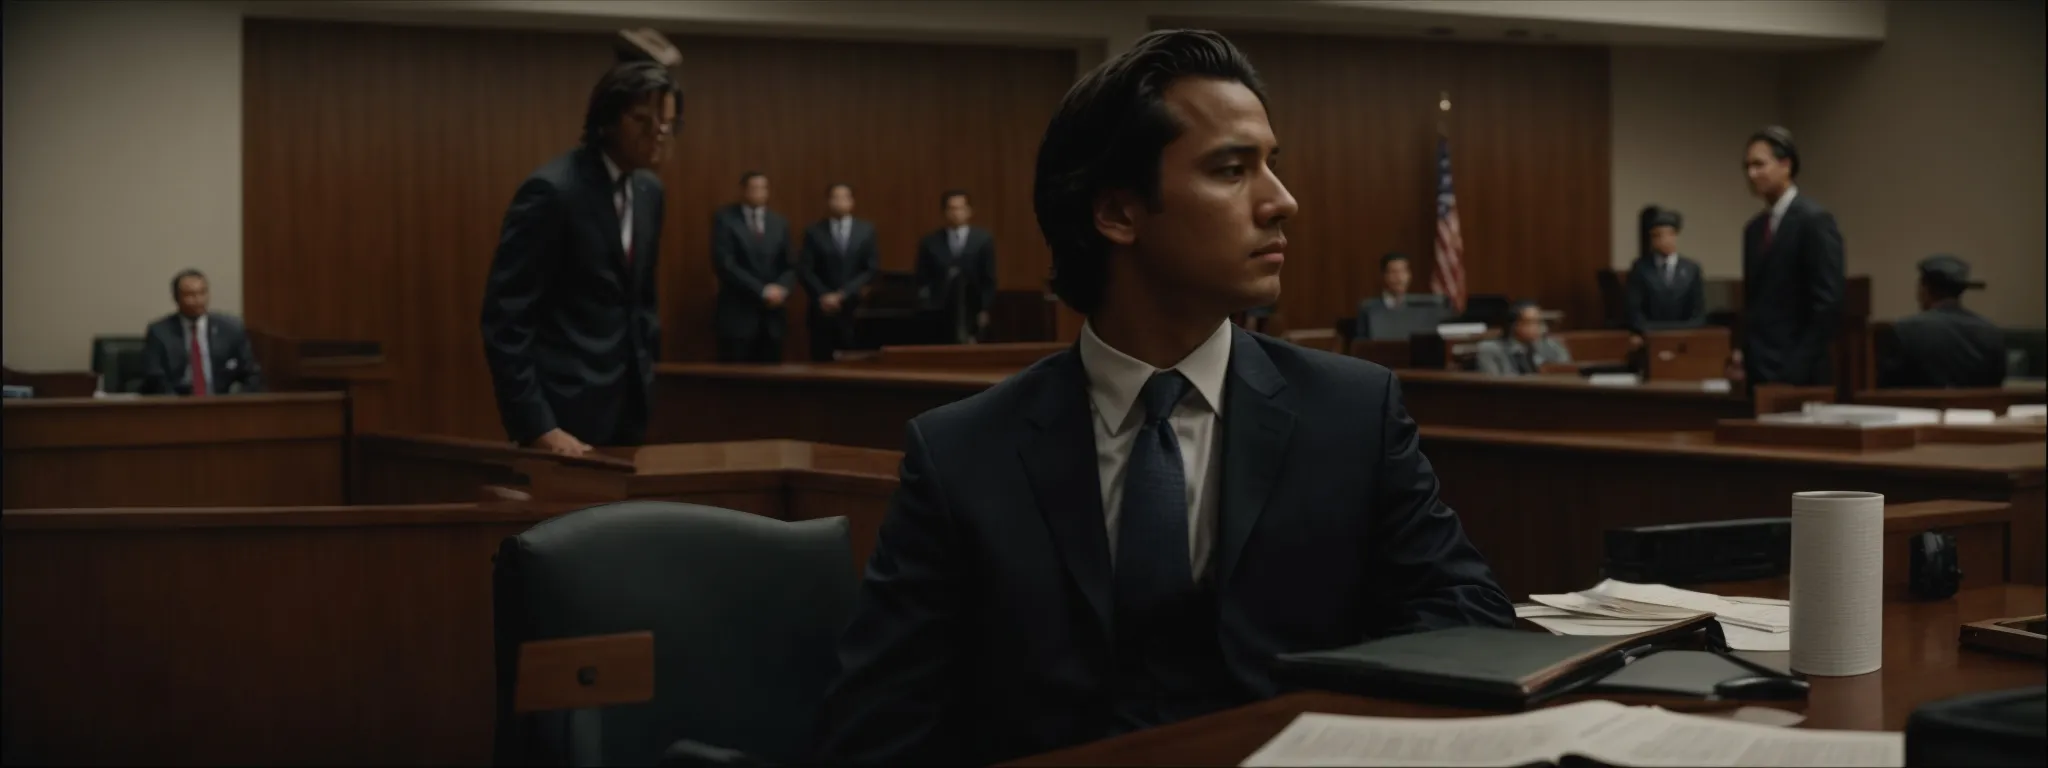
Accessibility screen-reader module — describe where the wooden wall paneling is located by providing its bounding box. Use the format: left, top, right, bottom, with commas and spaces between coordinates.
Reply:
1220, 33, 1611, 337
244, 19, 1074, 440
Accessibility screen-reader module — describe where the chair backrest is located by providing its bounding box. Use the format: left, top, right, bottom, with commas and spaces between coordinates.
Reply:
90, 335, 146, 393
493, 502, 856, 766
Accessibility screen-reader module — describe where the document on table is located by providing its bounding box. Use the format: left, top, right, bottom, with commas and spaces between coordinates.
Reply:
1241, 700, 1902, 768
1521, 580, 1792, 651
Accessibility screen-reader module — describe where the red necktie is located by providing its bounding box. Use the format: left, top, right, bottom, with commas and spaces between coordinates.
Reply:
188, 322, 209, 396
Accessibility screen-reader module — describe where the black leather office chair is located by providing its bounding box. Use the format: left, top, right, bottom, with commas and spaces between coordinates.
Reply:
90, 335, 146, 393
493, 502, 856, 767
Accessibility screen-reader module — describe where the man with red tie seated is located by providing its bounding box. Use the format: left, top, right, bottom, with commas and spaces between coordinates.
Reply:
816, 29, 1512, 766
140, 268, 263, 396
482, 62, 679, 455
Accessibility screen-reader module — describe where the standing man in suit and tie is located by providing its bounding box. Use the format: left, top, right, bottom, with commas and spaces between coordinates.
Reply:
1624, 207, 1706, 332
1735, 126, 1844, 386
916, 190, 996, 344
817, 29, 1512, 765
799, 183, 879, 362
481, 61, 678, 455
1353, 252, 1448, 340
713, 172, 795, 362
140, 268, 264, 396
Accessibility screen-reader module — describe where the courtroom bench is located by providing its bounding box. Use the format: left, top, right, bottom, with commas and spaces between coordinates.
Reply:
3, 392, 348, 508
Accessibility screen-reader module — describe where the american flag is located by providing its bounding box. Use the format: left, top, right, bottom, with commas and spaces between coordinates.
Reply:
1429, 136, 1467, 311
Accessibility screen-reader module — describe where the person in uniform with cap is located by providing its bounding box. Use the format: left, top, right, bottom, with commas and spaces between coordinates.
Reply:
1877, 255, 2006, 388
1624, 206, 1706, 332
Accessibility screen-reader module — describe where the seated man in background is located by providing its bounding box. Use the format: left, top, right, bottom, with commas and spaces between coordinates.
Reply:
140, 268, 263, 396
1624, 207, 1706, 332
818, 29, 1512, 766
1355, 252, 1446, 340
1878, 254, 2005, 388
915, 190, 996, 344
1475, 301, 1571, 376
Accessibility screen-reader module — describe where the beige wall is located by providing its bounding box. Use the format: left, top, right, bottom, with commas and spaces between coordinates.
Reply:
1784, 0, 2046, 327
2, 0, 243, 371
1609, 48, 1783, 278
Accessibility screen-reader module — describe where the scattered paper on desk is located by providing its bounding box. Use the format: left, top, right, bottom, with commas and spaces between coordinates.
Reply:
1942, 408, 1996, 425
1700, 379, 1733, 393
1241, 701, 1899, 767
2007, 404, 2046, 421
1522, 580, 1790, 651
1798, 403, 1942, 426
1589, 373, 1642, 387
1436, 322, 1489, 338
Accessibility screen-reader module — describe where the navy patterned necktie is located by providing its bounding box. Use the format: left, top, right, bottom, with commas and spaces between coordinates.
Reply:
1115, 370, 1195, 625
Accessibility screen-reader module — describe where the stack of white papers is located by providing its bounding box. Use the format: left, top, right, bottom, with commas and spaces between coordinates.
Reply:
2002, 404, 2046, 424
1518, 580, 1790, 652
1242, 699, 1902, 767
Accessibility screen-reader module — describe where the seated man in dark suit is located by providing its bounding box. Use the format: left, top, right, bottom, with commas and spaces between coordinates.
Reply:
817, 29, 1513, 766
1878, 254, 2006, 388
1624, 207, 1706, 332
1354, 252, 1447, 340
915, 190, 996, 344
1474, 301, 1572, 376
140, 268, 264, 396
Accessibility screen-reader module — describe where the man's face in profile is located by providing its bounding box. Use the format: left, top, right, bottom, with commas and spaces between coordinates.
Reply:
1117, 77, 1297, 315
616, 92, 675, 171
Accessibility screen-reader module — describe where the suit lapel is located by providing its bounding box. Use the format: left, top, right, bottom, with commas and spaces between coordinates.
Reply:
580, 149, 630, 270
628, 177, 651, 285
1018, 349, 1114, 638
1215, 327, 1296, 588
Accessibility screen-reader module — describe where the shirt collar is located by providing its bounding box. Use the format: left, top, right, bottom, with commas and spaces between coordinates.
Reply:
1383, 292, 1402, 307
1077, 320, 1232, 436
1769, 185, 1798, 221
599, 152, 624, 185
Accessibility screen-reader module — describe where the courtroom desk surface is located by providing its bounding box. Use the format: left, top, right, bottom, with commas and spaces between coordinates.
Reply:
657, 361, 1006, 390
1422, 426, 2048, 480
1006, 583, 2048, 767
3, 392, 349, 508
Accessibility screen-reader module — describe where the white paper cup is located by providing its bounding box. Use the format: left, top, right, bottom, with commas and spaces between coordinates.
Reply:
1789, 491, 1885, 676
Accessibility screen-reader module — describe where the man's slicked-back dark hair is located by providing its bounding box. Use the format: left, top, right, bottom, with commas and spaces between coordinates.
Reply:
1380, 252, 1409, 272
170, 268, 206, 298
1033, 29, 1268, 315
581, 61, 683, 148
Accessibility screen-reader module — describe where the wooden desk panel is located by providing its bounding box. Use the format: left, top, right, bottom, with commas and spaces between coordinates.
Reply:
1006, 586, 2046, 766
1420, 427, 2046, 596
2, 393, 347, 508
1394, 371, 1830, 431
1853, 383, 2048, 412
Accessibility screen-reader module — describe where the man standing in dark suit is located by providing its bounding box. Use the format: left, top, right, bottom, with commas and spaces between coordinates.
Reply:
1624, 207, 1706, 332
1879, 254, 2006, 388
140, 268, 264, 396
481, 62, 678, 455
817, 30, 1513, 765
1737, 126, 1844, 386
915, 190, 996, 344
713, 172, 795, 362
799, 183, 878, 362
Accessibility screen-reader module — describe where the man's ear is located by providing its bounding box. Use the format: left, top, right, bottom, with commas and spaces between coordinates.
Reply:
1093, 189, 1142, 247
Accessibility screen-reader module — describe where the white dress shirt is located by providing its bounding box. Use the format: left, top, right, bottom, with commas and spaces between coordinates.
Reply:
600, 153, 633, 256
1658, 253, 1680, 283
1382, 292, 1403, 309
1077, 320, 1232, 576
833, 216, 853, 251
1767, 185, 1799, 234
950, 225, 970, 255
748, 206, 767, 234
182, 315, 212, 390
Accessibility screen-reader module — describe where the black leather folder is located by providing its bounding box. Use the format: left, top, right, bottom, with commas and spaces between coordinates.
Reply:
1272, 613, 1745, 710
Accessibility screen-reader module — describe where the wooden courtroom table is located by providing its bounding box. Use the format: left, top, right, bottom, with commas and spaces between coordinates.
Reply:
1392, 370, 1832, 431
1005, 584, 2046, 766
1421, 426, 2047, 596
2, 392, 348, 508
1852, 380, 2048, 413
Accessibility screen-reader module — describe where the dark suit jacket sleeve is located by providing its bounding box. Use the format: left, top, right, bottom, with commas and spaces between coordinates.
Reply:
842, 231, 878, 296
480, 176, 565, 444
797, 226, 831, 297
1624, 263, 1654, 332
227, 323, 265, 392
775, 219, 797, 291
139, 321, 173, 395
815, 421, 963, 764
1799, 210, 1846, 368
1364, 374, 1515, 636
712, 214, 767, 296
